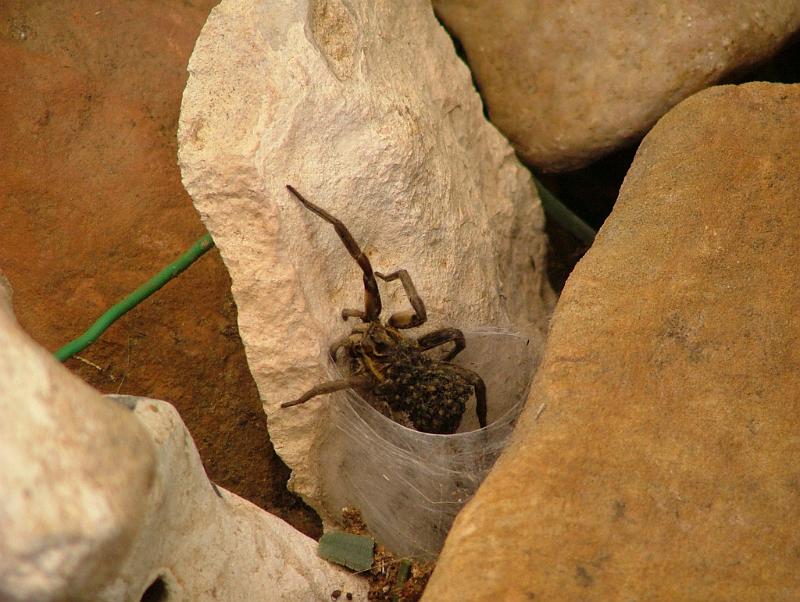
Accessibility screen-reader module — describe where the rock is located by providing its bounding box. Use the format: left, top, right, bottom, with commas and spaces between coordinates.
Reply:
0, 290, 365, 600
0, 285, 156, 600
425, 82, 800, 599
0, 0, 296, 528
178, 0, 552, 519
99, 396, 366, 601
433, 0, 800, 171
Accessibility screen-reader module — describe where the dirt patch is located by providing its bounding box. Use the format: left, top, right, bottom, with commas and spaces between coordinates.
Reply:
340, 508, 434, 602
0, 0, 320, 538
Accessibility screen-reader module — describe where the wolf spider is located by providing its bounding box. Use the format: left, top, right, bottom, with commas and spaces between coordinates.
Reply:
280, 185, 487, 434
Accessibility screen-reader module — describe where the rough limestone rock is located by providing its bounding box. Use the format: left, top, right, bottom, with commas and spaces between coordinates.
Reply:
0, 282, 156, 601
179, 0, 552, 518
425, 82, 800, 599
433, 0, 800, 171
0, 284, 365, 601
100, 396, 366, 601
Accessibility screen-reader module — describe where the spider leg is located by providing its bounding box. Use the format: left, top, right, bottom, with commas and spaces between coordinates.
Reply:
280, 376, 370, 408
445, 364, 487, 428
341, 308, 366, 322
416, 328, 466, 361
329, 334, 352, 359
374, 269, 427, 329
287, 185, 381, 322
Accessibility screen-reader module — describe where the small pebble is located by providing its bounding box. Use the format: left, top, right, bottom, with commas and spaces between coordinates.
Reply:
331, 589, 341, 600
346, 594, 353, 601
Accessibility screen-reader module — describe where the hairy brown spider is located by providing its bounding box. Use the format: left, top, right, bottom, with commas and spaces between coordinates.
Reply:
280, 185, 487, 435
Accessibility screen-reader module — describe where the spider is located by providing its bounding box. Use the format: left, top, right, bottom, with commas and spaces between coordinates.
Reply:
280, 185, 487, 435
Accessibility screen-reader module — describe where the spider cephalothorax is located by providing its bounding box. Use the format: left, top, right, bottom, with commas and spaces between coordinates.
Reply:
280, 185, 487, 435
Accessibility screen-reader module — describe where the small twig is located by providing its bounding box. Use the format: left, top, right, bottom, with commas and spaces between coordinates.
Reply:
74, 355, 103, 372
349, 555, 412, 577
535, 402, 547, 420
116, 336, 132, 394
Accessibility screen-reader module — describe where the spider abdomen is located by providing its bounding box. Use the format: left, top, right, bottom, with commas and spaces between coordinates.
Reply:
372, 349, 472, 435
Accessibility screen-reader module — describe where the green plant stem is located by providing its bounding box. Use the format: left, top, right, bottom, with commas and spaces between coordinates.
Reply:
533, 177, 597, 246
392, 558, 413, 602
54, 233, 215, 362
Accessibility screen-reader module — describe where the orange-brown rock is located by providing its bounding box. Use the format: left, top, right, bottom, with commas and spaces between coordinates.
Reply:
425, 82, 800, 600
434, 0, 800, 171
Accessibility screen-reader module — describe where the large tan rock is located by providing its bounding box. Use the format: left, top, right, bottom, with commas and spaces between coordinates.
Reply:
179, 0, 552, 518
434, 0, 800, 171
0, 279, 365, 601
425, 82, 800, 599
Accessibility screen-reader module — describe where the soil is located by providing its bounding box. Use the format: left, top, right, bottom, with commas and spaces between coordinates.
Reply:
340, 508, 434, 602
0, 0, 320, 538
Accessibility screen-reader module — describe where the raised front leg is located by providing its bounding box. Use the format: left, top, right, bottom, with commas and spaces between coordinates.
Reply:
280, 376, 370, 408
287, 185, 382, 322
446, 364, 487, 428
416, 328, 466, 361
375, 269, 427, 329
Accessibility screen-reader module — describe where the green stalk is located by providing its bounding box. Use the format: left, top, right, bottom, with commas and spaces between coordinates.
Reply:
55, 233, 215, 362
392, 558, 413, 602
533, 177, 597, 246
